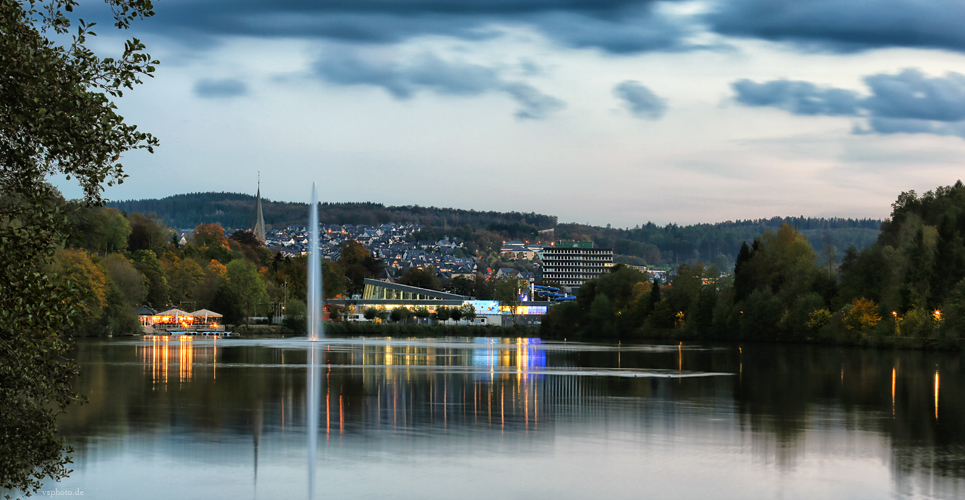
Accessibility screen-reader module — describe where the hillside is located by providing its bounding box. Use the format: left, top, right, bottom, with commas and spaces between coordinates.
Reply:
107, 192, 558, 231
108, 192, 882, 267
556, 217, 882, 268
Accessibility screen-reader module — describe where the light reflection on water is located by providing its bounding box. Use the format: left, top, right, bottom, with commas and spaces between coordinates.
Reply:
36, 337, 965, 500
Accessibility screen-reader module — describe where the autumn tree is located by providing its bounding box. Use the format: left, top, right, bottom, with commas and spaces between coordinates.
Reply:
194, 223, 233, 263
338, 240, 383, 296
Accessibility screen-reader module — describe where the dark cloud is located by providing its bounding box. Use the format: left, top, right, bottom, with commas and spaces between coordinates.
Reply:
706, 0, 965, 53
613, 81, 667, 119
194, 78, 249, 98
80, 0, 965, 55
731, 69, 965, 139
731, 79, 860, 116
136, 0, 699, 54
862, 69, 965, 122
312, 52, 564, 119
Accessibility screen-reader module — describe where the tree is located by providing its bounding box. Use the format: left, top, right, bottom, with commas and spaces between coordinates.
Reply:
843, 297, 882, 335
102, 253, 147, 306
413, 306, 431, 323
227, 260, 268, 328
450, 306, 463, 323
389, 307, 411, 323
495, 276, 527, 324
449, 275, 474, 296
435, 306, 452, 323
52, 249, 109, 327
1, 0, 158, 493
322, 261, 346, 299
461, 303, 477, 324
127, 213, 170, 256
132, 249, 169, 308
193, 223, 233, 263
164, 256, 205, 307
399, 265, 441, 290
65, 205, 131, 255
338, 240, 383, 296
363, 307, 378, 321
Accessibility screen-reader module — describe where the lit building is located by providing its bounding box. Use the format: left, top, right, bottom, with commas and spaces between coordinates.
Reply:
325, 278, 551, 326
539, 241, 613, 288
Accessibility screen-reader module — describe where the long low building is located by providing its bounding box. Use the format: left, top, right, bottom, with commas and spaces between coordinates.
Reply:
325, 279, 551, 326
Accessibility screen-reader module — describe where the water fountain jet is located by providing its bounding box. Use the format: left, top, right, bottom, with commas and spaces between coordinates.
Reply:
306, 183, 323, 499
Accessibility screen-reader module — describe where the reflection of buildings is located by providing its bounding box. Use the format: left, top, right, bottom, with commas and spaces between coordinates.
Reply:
140, 337, 219, 386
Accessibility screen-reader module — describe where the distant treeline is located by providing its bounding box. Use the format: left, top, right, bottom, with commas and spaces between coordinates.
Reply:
557, 216, 882, 268
107, 192, 558, 231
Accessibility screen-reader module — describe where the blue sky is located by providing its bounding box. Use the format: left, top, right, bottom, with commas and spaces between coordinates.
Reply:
56, 0, 965, 227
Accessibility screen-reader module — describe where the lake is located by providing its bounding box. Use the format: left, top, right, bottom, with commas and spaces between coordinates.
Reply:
35, 337, 965, 499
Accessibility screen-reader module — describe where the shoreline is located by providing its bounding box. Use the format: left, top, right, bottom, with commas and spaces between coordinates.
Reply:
227, 322, 963, 351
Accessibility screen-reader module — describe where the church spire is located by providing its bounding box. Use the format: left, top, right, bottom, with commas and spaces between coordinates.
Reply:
252, 173, 266, 244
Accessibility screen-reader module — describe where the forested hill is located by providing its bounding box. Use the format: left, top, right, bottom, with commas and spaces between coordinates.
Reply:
110, 192, 882, 268
106, 192, 558, 231
556, 216, 882, 267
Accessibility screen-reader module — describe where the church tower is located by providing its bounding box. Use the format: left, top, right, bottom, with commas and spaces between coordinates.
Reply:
252, 173, 266, 244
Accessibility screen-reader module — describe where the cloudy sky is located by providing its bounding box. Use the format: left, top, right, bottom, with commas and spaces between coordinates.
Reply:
58, 0, 965, 227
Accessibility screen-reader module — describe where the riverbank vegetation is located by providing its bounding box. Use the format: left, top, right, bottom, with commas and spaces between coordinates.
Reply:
542, 182, 965, 349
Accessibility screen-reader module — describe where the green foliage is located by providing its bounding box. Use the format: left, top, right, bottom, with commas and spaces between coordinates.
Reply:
460, 303, 476, 323
102, 254, 147, 306
901, 308, 938, 339
495, 276, 527, 324
163, 256, 205, 307
52, 248, 108, 325
322, 261, 346, 299
363, 307, 378, 321
842, 181, 965, 312
226, 259, 268, 327
65, 205, 131, 254
132, 249, 169, 308
739, 289, 784, 340
435, 306, 452, 322
127, 213, 171, 256
450, 305, 463, 322
398, 265, 441, 290
1, 0, 158, 492
389, 307, 410, 323
282, 299, 307, 333
805, 308, 832, 332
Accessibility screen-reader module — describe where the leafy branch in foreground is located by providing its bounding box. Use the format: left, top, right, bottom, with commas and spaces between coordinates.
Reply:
0, 0, 157, 496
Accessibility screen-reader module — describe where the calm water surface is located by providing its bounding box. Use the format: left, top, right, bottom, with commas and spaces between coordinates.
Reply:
39, 337, 965, 499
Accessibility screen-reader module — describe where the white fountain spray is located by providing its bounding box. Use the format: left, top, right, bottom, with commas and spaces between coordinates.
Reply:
307, 182, 323, 342
306, 182, 323, 499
